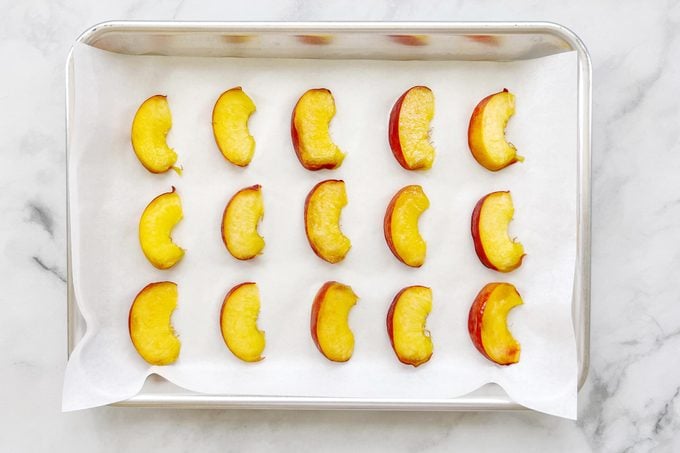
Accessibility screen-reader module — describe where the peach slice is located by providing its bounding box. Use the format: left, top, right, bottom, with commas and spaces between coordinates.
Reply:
220, 282, 265, 362
388, 86, 435, 170
139, 188, 184, 269
221, 185, 265, 260
384, 185, 430, 267
468, 282, 523, 365
128, 281, 180, 366
291, 89, 345, 170
212, 87, 256, 167
468, 89, 523, 171
304, 180, 351, 264
471, 191, 525, 273
386, 286, 433, 367
310, 281, 358, 362
131, 95, 178, 173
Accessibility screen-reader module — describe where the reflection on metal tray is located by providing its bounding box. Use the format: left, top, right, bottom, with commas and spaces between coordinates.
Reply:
66, 21, 591, 410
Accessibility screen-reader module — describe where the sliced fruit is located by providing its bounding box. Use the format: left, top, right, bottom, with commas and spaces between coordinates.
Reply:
128, 281, 180, 366
310, 281, 358, 362
139, 188, 184, 269
471, 191, 525, 273
220, 282, 265, 362
304, 180, 351, 263
131, 95, 178, 173
468, 282, 523, 365
388, 86, 435, 170
212, 87, 256, 167
386, 286, 433, 367
221, 185, 265, 260
468, 89, 523, 171
291, 89, 345, 170
383, 185, 430, 267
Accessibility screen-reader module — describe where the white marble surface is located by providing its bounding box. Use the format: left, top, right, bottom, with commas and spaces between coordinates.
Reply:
1, 0, 678, 451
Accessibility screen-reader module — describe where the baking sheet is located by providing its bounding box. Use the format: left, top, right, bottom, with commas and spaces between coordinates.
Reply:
64, 42, 578, 418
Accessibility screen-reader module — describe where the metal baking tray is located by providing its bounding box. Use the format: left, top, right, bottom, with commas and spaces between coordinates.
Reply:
66, 21, 591, 410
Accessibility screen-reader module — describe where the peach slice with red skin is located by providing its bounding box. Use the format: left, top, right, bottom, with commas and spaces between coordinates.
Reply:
386, 286, 433, 367
310, 281, 358, 362
468, 282, 523, 365
212, 87, 256, 167
221, 185, 265, 260
304, 179, 351, 263
471, 191, 525, 273
139, 188, 184, 270
384, 185, 430, 267
128, 281, 181, 366
291, 89, 345, 170
131, 95, 179, 173
468, 89, 523, 171
220, 282, 265, 362
388, 86, 435, 170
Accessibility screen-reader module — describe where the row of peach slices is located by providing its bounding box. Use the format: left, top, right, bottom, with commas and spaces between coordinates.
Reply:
131, 87, 521, 173
139, 183, 524, 271
129, 280, 523, 367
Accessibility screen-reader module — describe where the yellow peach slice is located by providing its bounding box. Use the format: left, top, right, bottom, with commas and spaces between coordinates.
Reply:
304, 180, 351, 263
310, 281, 358, 362
139, 188, 184, 269
386, 285, 433, 367
291, 89, 345, 170
468, 89, 523, 171
131, 95, 178, 173
212, 87, 256, 167
221, 185, 265, 260
220, 282, 265, 362
468, 282, 523, 365
128, 281, 180, 366
388, 86, 435, 170
471, 191, 525, 273
384, 185, 430, 267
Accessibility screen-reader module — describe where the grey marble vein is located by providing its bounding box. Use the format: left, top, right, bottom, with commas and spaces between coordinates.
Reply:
28, 202, 54, 237
32, 255, 66, 283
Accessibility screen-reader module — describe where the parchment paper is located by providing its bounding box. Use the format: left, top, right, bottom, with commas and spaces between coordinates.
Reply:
64, 42, 578, 418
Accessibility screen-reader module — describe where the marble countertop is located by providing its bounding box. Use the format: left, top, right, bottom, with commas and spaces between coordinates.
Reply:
2, 0, 678, 451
